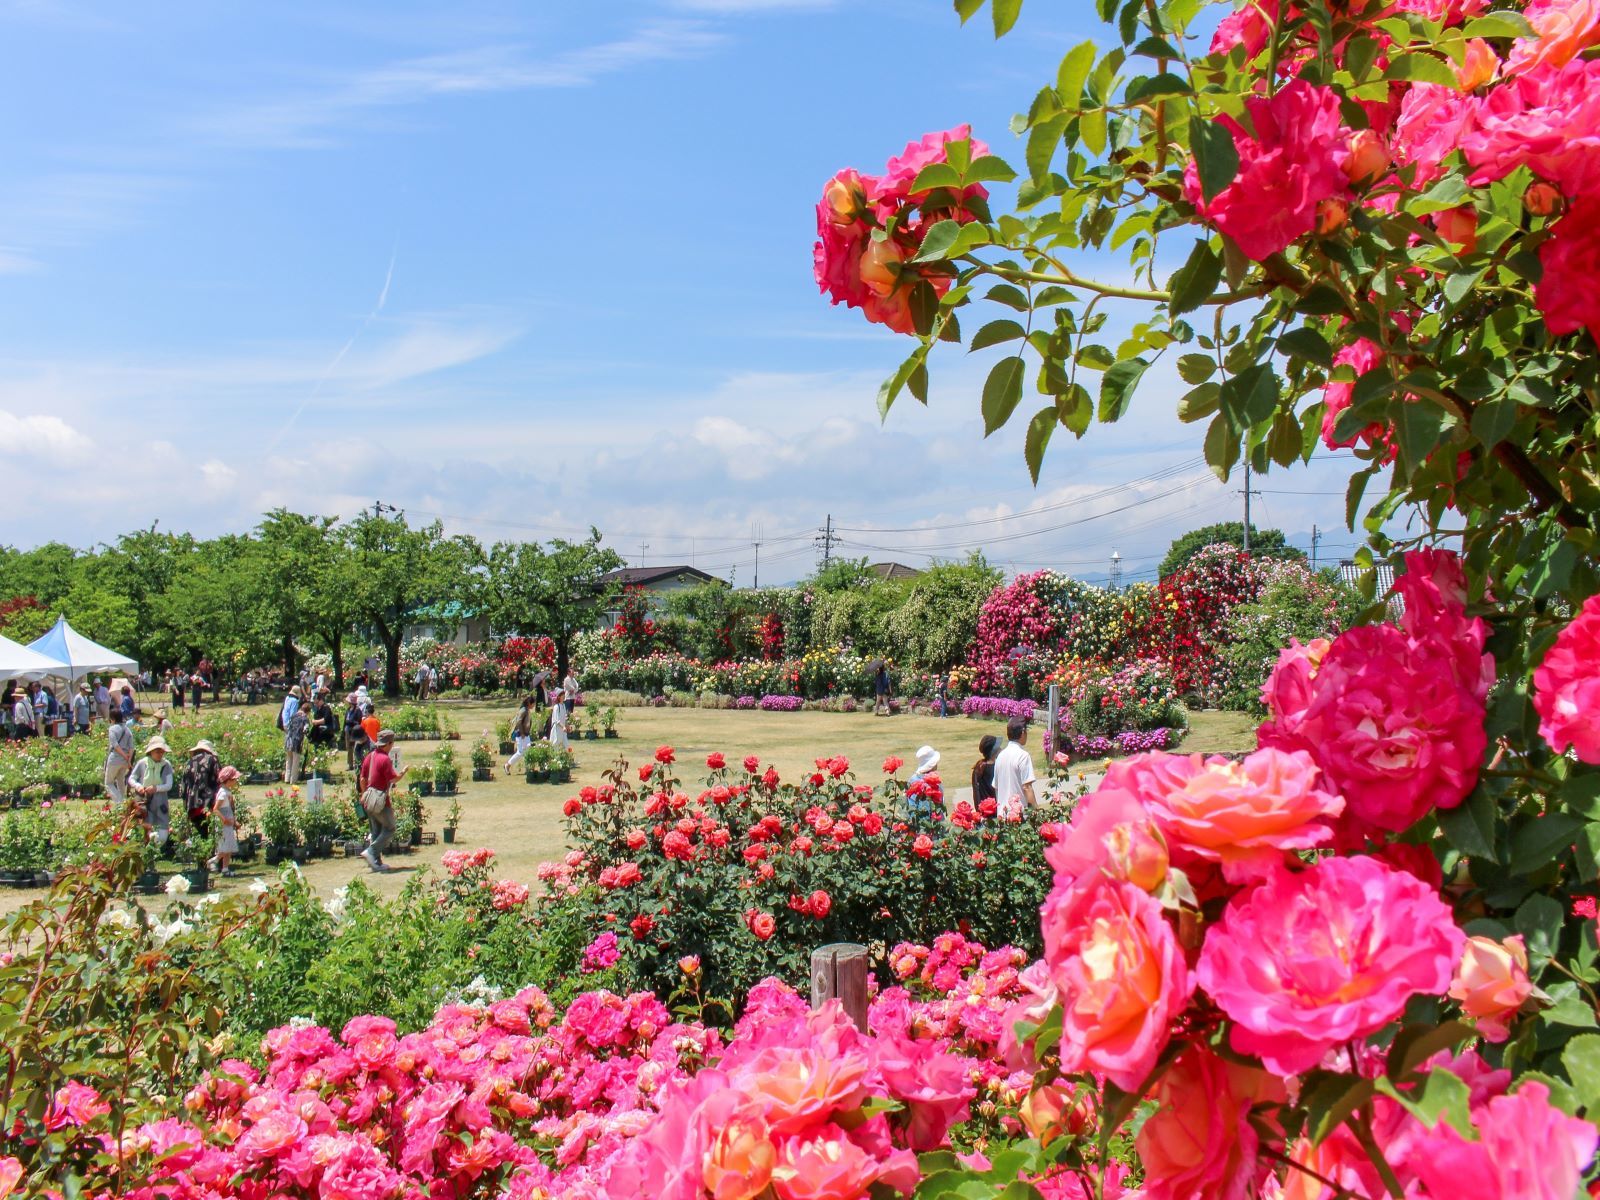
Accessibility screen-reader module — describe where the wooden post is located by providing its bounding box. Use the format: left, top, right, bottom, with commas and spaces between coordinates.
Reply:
810, 942, 869, 1030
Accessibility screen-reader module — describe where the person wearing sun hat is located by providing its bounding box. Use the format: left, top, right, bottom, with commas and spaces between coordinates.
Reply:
208, 764, 240, 876
907, 744, 942, 821
130, 737, 175, 846
182, 739, 221, 835
357, 729, 407, 872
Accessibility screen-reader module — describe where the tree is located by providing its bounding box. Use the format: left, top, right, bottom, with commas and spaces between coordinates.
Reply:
153, 535, 269, 671
344, 513, 480, 696
481, 531, 624, 679
1159, 522, 1304, 578
256, 510, 354, 684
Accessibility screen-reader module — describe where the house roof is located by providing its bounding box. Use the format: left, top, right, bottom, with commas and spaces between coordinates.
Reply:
598, 565, 726, 589
869, 562, 923, 580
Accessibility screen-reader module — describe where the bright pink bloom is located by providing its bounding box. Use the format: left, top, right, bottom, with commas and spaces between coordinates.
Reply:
1136, 1046, 1285, 1200
1040, 876, 1192, 1090
1319, 338, 1390, 452
1182, 80, 1349, 261
1107, 747, 1343, 882
1508, 0, 1600, 75
1535, 195, 1600, 340
1534, 591, 1600, 761
1209, 0, 1280, 57
1392, 83, 1478, 186
1411, 1081, 1598, 1200
1462, 57, 1600, 197
44, 1081, 111, 1131
1196, 856, 1464, 1076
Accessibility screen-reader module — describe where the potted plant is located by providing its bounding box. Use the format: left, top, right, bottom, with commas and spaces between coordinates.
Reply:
260, 788, 298, 864
0, 813, 28, 887
433, 746, 459, 797
442, 795, 462, 844
408, 763, 434, 796
401, 791, 426, 848
136, 835, 162, 894
550, 746, 575, 785
495, 719, 515, 756
470, 738, 494, 783
525, 743, 551, 784
169, 808, 212, 893
601, 707, 619, 738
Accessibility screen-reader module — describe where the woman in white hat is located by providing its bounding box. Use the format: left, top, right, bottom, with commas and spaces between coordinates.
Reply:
907, 745, 942, 821
130, 737, 174, 846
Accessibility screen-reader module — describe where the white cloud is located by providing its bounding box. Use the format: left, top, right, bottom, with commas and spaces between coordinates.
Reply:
0, 409, 93, 464
672, 0, 835, 11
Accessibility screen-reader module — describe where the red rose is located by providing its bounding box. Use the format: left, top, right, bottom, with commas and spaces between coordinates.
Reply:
883, 756, 904, 774
655, 745, 676, 765
562, 798, 581, 817
809, 889, 832, 918
749, 911, 776, 940
762, 768, 780, 789
625, 829, 647, 850
706, 752, 726, 770
629, 913, 655, 939
662, 831, 694, 861
913, 834, 934, 859
744, 756, 761, 773
639, 765, 654, 782
862, 813, 883, 836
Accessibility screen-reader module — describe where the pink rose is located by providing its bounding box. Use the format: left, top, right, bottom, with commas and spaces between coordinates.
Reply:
44, 1081, 111, 1131
1392, 83, 1478, 186
871, 1031, 973, 1151
1535, 195, 1600, 341
1319, 339, 1391, 453
1411, 1081, 1598, 1200
1507, 0, 1600, 75
1450, 934, 1532, 1042
1136, 1046, 1284, 1200
1534, 591, 1600, 760
1107, 747, 1343, 882
770, 1127, 890, 1200
1181, 79, 1349, 261
1462, 58, 1600, 197
1043, 784, 1168, 895
235, 1105, 309, 1162
1040, 876, 1192, 1090
1196, 856, 1464, 1076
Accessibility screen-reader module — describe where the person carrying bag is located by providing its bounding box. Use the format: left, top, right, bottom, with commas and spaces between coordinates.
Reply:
357, 729, 406, 873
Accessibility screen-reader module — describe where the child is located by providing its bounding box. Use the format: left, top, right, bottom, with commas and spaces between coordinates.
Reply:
209, 765, 240, 876
548, 696, 569, 751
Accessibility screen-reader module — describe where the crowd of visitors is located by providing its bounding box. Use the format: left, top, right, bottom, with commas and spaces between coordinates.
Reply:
502, 671, 579, 773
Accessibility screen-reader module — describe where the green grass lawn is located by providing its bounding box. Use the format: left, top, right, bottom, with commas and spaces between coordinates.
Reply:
0, 700, 1258, 915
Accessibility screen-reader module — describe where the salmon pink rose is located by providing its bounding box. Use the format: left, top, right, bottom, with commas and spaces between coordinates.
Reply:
1196, 856, 1464, 1076
1462, 58, 1600, 197
770, 1127, 884, 1200
1534, 591, 1600, 761
0, 1158, 19, 1200
1182, 79, 1349, 261
1107, 747, 1343, 882
873, 124, 991, 220
1411, 1081, 1598, 1200
703, 1112, 777, 1200
1136, 1047, 1285, 1200
1040, 875, 1192, 1090
1450, 934, 1532, 1042
1508, 0, 1600, 75
1043, 784, 1167, 895
235, 1105, 309, 1162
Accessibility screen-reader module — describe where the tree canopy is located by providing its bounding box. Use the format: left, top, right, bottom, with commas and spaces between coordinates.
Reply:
1159, 522, 1305, 578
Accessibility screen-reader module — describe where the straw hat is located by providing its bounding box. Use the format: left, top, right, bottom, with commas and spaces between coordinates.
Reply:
190, 739, 216, 756
915, 745, 940, 774
145, 738, 170, 755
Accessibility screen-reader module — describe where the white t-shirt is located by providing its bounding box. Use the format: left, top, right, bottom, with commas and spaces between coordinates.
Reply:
993, 740, 1036, 818
563, 674, 578, 701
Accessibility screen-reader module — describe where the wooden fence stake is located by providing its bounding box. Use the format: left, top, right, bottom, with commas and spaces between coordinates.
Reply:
810, 942, 869, 1030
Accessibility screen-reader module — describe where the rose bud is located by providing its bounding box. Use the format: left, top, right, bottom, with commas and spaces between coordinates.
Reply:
1524, 181, 1563, 217
1342, 129, 1389, 187
1315, 196, 1349, 236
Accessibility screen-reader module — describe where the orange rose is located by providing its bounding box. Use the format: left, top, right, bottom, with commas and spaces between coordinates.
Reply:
1449, 934, 1532, 1042
1342, 129, 1389, 186
704, 1114, 776, 1200
1456, 38, 1497, 91
859, 238, 906, 298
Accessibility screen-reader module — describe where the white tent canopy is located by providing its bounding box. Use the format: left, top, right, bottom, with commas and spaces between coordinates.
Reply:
26, 617, 138, 683
0, 634, 68, 683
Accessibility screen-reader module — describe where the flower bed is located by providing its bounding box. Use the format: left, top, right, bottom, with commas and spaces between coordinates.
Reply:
756, 694, 803, 712
1053, 727, 1180, 762
960, 695, 1036, 721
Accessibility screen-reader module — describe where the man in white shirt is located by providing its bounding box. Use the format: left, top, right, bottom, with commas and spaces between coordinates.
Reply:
562, 670, 579, 717
71, 684, 92, 734
94, 679, 112, 723
992, 716, 1037, 819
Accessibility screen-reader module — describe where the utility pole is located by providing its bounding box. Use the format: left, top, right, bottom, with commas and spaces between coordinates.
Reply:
752, 523, 763, 590
1311, 524, 1321, 570
638, 539, 649, 567
816, 514, 839, 569
1238, 464, 1260, 552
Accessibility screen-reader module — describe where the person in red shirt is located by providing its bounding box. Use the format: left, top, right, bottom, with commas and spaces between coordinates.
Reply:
357, 729, 407, 871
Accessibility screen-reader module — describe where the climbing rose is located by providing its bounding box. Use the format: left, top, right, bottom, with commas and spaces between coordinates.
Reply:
1535, 196, 1600, 340
1461, 57, 1600, 197
1449, 934, 1532, 1043
1136, 1047, 1285, 1200
1534, 592, 1600, 762
1040, 876, 1192, 1090
1106, 747, 1343, 882
1508, 0, 1600, 75
1319, 338, 1390, 453
1411, 1081, 1599, 1200
1196, 856, 1464, 1076
1182, 79, 1349, 261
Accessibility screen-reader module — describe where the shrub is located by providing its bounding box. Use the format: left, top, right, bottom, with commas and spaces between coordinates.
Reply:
757, 694, 802, 711
960, 696, 1037, 722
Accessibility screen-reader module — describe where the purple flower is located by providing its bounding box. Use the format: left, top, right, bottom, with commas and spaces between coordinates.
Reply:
960, 696, 1037, 722
758, 694, 803, 712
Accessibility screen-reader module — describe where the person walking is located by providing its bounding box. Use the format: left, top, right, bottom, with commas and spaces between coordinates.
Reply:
358, 729, 406, 872
505, 695, 535, 774
182, 739, 220, 835
104, 711, 134, 801
284, 702, 309, 785
343, 693, 366, 770
873, 661, 892, 717
192, 657, 212, 710
94, 677, 111, 724
970, 734, 999, 810
7, 685, 33, 740
208, 765, 240, 876
937, 672, 954, 719
992, 716, 1038, 820
168, 670, 185, 712
562, 669, 579, 718
548, 694, 569, 751
130, 737, 174, 846
118, 686, 136, 725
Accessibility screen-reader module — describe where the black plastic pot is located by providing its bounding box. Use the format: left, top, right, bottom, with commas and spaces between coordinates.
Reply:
604, 730, 619, 739
471, 768, 493, 782
498, 741, 515, 755
443, 827, 457, 844
136, 870, 162, 895
182, 866, 209, 893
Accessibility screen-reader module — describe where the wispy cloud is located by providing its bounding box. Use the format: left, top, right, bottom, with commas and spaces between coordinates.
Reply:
671, 0, 835, 11
0, 172, 176, 260
194, 21, 725, 150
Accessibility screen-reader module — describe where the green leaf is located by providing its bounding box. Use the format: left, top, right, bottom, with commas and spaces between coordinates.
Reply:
877, 351, 926, 420
986, 284, 1030, 311
1514, 892, 1565, 963
1025, 406, 1056, 483
1463, 12, 1535, 38
910, 163, 962, 193
982, 356, 1026, 435
1278, 326, 1334, 368
1470, 396, 1516, 448
1098, 356, 1150, 422
1563, 1034, 1600, 1112
1508, 812, 1586, 875
1439, 788, 1498, 860
1167, 240, 1223, 316
1204, 412, 1240, 480
1384, 52, 1459, 86
969, 319, 1027, 352
1178, 381, 1221, 423
1396, 399, 1446, 472
1080, 108, 1108, 156
1190, 117, 1240, 204
1222, 362, 1280, 426
1375, 1068, 1472, 1135
1058, 384, 1092, 435
1027, 115, 1068, 181
1125, 72, 1192, 101
1177, 353, 1216, 384
909, 281, 941, 338
1386, 1020, 1475, 1080
1411, 174, 1471, 215
992, 0, 1022, 37
1077, 343, 1115, 370
912, 220, 963, 262
1527, 538, 1577, 599
954, 0, 985, 21
1057, 40, 1097, 103
965, 155, 1018, 183
1301, 1071, 1377, 1143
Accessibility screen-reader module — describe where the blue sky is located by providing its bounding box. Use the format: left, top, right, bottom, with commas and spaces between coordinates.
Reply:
0, 0, 1364, 583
